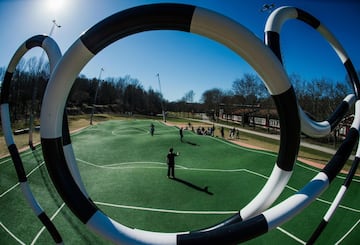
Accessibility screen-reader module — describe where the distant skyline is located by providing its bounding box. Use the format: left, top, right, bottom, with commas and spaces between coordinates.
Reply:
0, 0, 359, 102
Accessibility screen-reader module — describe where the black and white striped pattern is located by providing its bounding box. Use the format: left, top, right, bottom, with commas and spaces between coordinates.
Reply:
40, 4, 300, 244
179, 100, 360, 244
0, 35, 63, 244
265, 6, 359, 138
306, 152, 359, 244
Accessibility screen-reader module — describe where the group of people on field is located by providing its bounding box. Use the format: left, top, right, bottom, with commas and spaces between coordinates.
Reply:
150, 122, 240, 179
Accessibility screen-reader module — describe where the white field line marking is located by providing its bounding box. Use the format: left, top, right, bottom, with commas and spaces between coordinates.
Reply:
0, 149, 37, 165
95, 201, 237, 215
0, 162, 44, 198
77, 159, 360, 213
0, 222, 26, 245
210, 133, 360, 183
276, 226, 306, 244
334, 218, 360, 245
295, 163, 360, 183
30, 203, 66, 245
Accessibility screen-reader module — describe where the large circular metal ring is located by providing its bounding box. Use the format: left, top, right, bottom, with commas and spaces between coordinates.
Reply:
40, 4, 300, 244
0, 34, 63, 243
265, 6, 359, 137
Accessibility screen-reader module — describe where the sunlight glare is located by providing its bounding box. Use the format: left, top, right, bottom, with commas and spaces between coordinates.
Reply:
46, 0, 66, 13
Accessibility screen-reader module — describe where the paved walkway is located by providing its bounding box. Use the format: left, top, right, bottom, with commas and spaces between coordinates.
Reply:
189, 118, 355, 160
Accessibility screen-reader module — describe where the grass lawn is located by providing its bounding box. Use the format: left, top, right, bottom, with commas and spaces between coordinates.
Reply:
1, 118, 358, 244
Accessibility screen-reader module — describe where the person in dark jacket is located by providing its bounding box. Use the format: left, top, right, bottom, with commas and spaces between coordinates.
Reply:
166, 148, 179, 178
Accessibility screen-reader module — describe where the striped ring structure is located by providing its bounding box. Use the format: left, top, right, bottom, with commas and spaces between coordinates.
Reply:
306, 140, 360, 244
0, 35, 63, 244
40, 4, 300, 244
181, 99, 360, 244
265, 6, 359, 138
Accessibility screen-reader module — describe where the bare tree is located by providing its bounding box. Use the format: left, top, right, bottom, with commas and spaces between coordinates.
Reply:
181, 90, 195, 103
232, 73, 266, 104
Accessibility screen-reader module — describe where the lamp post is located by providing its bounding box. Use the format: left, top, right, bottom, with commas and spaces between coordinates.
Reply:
38, 20, 61, 70
156, 73, 166, 122
29, 19, 61, 150
90, 67, 104, 125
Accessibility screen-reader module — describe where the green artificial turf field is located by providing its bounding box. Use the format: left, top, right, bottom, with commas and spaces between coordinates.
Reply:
1, 119, 359, 244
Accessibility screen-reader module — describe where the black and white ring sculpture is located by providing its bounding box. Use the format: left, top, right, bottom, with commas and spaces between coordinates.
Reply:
307, 143, 360, 244
0, 35, 63, 244
40, 3, 300, 244
183, 100, 360, 244
265, 6, 360, 137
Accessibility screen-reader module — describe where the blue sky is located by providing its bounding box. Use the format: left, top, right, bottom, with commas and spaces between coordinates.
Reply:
0, 0, 359, 102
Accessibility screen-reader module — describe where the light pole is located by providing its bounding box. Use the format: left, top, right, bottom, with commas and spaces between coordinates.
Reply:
260, 3, 275, 13
29, 19, 61, 150
90, 67, 104, 125
156, 73, 166, 122
38, 20, 61, 71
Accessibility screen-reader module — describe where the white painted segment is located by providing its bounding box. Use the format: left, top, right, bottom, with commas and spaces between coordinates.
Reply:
299, 106, 331, 137
324, 185, 347, 222
191, 7, 291, 95
1, 104, 15, 146
42, 37, 62, 72
240, 165, 292, 220
350, 100, 360, 130
264, 6, 298, 33
344, 94, 356, 104
6, 43, 28, 73
20, 182, 44, 216
41, 38, 94, 138
63, 144, 89, 197
317, 24, 349, 63
356, 145, 360, 158
87, 211, 183, 245
263, 172, 329, 230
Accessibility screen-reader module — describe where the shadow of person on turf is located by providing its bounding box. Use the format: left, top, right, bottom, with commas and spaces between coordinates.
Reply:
171, 177, 213, 195
184, 140, 200, 146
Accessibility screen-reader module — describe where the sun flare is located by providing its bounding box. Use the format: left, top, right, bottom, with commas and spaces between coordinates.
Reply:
46, 0, 66, 12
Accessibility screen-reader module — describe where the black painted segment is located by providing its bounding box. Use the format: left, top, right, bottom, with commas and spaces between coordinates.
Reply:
191, 212, 242, 234
307, 219, 327, 245
8, 144, 27, 182
1, 71, 13, 103
38, 212, 63, 243
327, 100, 350, 130
296, 8, 321, 29
344, 157, 360, 188
41, 137, 98, 223
25, 34, 46, 49
272, 87, 301, 171
344, 59, 360, 98
178, 214, 268, 245
80, 3, 195, 54
322, 127, 358, 182
62, 110, 71, 145
264, 31, 282, 63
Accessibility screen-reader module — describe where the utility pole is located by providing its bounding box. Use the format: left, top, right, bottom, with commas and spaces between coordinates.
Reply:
90, 67, 104, 125
156, 73, 166, 122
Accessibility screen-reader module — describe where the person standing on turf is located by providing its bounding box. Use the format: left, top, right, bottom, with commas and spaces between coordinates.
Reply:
167, 148, 179, 178
179, 127, 184, 142
150, 123, 155, 136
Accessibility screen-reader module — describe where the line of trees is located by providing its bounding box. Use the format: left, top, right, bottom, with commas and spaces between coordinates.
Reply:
200, 72, 355, 121
0, 56, 358, 125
